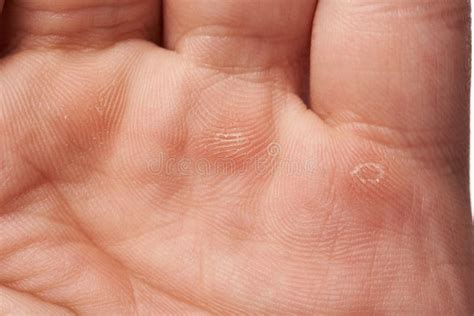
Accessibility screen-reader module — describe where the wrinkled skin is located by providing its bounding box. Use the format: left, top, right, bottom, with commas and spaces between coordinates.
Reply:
0, 1, 473, 315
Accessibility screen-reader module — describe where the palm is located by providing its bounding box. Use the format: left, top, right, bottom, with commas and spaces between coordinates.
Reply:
1, 1, 472, 315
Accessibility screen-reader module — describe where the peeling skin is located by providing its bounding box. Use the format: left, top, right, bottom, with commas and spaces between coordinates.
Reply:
197, 131, 251, 159
215, 132, 246, 143
351, 163, 386, 184
210, 132, 249, 156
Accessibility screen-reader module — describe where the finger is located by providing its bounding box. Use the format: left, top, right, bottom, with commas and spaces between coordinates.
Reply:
311, 0, 470, 166
164, 0, 317, 93
0, 0, 4, 49
2, 0, 161, 52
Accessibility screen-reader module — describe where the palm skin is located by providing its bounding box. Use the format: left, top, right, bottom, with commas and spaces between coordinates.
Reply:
0, 0, 473, 315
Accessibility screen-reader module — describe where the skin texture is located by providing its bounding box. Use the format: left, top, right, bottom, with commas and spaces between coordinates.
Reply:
0, 0, 473, 314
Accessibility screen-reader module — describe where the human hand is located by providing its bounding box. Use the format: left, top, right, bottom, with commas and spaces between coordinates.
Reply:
0, 0, 472, 314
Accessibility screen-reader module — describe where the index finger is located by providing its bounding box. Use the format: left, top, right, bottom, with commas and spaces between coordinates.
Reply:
310, 0, 470, 174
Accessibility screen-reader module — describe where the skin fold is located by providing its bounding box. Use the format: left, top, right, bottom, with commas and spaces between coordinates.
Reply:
0, 0, 472, 314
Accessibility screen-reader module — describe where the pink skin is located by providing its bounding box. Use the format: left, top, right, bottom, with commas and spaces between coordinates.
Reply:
0, 1, 472, 314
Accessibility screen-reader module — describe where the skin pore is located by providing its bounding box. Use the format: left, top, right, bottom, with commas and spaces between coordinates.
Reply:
0, 0, 473, 314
